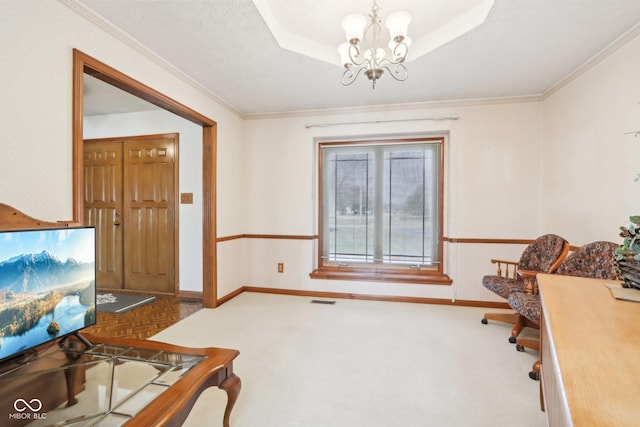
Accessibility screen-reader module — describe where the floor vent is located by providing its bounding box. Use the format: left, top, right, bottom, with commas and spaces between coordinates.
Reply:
310, 300, 336, 305
179, 299, 201, 305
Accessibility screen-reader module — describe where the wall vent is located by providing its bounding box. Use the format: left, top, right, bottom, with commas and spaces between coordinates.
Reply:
310, 300, 336, 305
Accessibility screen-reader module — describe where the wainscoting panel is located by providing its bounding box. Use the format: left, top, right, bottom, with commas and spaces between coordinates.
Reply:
217, 238, 248, 299
245, 237, 314, 291
219, 235, 528, 304
445, 241, 527, 302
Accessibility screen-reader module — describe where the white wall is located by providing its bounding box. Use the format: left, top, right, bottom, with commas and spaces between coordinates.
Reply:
542, 31, 640, 244
0, 1, 245, 299
238, 27, 640, 303
240, 101, 542, 301
243, 102, 543, 237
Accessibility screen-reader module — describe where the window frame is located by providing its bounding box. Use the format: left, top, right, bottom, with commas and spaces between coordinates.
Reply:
310, 136, 451, 285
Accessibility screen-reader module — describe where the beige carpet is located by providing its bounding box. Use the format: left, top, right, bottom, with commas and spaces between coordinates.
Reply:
152, 292, 546, 427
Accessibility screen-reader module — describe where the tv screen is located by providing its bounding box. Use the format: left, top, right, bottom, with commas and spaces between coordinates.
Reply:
0, 226, 96, 363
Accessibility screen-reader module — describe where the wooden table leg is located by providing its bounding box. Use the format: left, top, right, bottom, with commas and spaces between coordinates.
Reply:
219, 373, 241, 427
63, 366, 79, 407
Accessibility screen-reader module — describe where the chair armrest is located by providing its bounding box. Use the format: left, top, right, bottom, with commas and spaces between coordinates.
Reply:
517, 269, 539, 294
490, 259, 519, 279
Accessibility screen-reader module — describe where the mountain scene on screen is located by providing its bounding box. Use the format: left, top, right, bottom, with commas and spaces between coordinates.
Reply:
0, 250, 94, 293
0, 250, 95, 357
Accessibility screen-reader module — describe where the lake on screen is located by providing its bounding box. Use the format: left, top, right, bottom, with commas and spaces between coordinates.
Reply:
0, 295, 91, 359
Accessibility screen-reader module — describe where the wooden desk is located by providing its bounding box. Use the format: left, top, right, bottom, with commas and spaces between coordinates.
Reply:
0, 333, 240, 426
538, 274, 640, 427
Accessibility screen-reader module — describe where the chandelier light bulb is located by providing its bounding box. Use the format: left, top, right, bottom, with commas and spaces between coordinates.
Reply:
338, 43, 353, 67
341, 14, 367, 44
385, 11, 411, 42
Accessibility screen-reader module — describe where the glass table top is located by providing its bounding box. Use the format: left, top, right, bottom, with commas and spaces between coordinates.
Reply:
0, 343, 205, 426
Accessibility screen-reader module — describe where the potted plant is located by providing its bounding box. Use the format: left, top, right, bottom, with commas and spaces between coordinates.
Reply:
615, 215, 640, 289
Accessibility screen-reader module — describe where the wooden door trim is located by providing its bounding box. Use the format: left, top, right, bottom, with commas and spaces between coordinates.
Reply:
73, 49, 218, 308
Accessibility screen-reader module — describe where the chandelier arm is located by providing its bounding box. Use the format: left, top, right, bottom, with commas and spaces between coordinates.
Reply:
380, 63, 408, 82
341, 66, 368, 86
378, 57, 400, 67
347, 44, 366, 67
391, 41, 409, 63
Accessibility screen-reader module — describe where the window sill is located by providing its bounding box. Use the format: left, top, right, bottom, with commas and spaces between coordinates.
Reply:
309, 267, 452, 285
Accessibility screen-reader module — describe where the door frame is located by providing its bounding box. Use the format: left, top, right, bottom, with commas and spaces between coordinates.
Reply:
72, 49, 218, 308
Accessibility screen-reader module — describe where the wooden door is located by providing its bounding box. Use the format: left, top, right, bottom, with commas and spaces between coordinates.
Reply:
84, 141, 124, 289
84, 134, 177, 293
123, 136, 176, 293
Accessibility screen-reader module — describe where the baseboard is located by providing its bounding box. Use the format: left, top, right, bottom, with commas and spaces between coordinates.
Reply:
175, 290, 203, 300
216, 287, 244, 306
217, 286, 509, 309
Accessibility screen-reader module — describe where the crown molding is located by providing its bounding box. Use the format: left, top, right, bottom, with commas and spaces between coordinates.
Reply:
60, 0, 243, 119
543, 21, 640, 100
242, 95, 543, 121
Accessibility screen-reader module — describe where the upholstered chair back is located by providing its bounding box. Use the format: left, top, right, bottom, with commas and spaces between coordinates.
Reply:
518, 234, 568, 273
556, 241, 618, 279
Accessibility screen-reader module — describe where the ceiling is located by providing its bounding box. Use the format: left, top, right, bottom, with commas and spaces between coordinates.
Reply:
77, 0, 640, 117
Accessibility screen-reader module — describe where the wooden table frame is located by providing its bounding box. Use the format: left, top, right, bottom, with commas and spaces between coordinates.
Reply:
0, 333, 240, 427
81, 333, 241, 426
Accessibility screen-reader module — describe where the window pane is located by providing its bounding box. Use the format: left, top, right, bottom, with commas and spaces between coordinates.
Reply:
322, 141, 440, 267
324, 152, 374, 262
382, 145, 439, 265
385, 150, 426, 263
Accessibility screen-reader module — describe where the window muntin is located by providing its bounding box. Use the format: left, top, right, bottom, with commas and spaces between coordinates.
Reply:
320, 139, 442, 273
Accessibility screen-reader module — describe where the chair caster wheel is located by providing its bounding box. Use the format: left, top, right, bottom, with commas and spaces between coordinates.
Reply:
516, 344, 525, 352
508, 336, 517, 344
529, 371, 540, 381
481, 318, 488, 324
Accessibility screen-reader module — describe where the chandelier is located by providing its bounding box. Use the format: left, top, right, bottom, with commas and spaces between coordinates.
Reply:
338, 0, 411, 89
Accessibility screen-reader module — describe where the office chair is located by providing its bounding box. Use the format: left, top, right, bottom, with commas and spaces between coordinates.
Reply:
481, 234, 569, 343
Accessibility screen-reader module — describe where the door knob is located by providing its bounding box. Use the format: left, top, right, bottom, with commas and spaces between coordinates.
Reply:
114, 210, 121, 226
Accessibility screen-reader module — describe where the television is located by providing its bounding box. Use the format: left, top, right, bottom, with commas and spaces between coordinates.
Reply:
0, 226, 96, 363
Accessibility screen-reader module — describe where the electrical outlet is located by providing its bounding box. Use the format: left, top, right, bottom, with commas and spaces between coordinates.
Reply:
277, 262, 284, 273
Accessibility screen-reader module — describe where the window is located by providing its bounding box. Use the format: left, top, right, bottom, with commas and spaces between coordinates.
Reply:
311, 137, 450, 284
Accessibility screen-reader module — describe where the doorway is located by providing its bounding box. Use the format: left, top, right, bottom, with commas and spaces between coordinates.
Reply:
84, 134, 178, 293
72, 49, 219, 308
